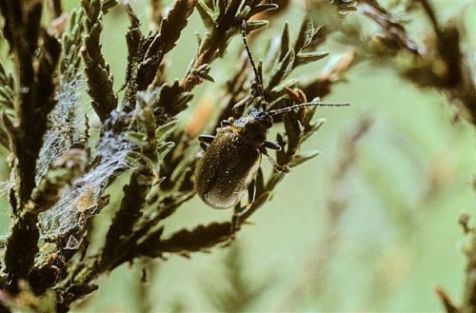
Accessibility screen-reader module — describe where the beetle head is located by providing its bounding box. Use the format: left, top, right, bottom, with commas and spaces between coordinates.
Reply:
234, 109, 273, 146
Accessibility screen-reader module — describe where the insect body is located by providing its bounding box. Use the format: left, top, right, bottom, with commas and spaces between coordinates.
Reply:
195, 102, 347, 209
195, 109, 276, 209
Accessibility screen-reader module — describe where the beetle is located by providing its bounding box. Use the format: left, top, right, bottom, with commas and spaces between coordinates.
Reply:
194, 21, 348, 233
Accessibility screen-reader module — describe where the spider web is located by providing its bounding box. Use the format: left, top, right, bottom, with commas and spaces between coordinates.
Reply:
38, 122, 135, 240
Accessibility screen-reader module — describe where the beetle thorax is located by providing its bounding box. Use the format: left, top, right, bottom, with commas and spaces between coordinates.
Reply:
233, 110, 273, 146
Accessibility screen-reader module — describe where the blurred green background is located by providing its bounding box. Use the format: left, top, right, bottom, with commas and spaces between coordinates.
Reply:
1, 0, 475, 312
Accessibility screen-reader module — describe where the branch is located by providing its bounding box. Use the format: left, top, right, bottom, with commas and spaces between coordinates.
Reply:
81, 0, 118, 121
333, 0, 476, 125
180, 0, 277, 91
3, 148, 87, 292
0, 1, 61, 212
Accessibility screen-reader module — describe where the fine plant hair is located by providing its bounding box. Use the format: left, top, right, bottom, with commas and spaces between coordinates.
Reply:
0, 0, 353, 311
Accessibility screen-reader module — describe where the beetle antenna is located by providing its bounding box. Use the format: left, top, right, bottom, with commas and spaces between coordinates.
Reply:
241, 20, 264, 98
268, 101, 350, 116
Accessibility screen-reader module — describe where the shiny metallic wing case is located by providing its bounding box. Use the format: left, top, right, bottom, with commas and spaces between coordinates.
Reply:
195, 127, 261, 209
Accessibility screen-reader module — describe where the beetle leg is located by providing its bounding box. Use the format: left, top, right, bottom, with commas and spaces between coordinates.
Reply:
198, 134, 215, 143
220, 117, 234, 127
229, 179, 256, 239
198, 135, 215, 151
247, 178, 257, 204
199, 142, 209, 151
260, 147, 290, 173
263, 140, 281, 151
